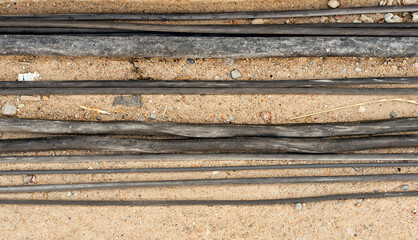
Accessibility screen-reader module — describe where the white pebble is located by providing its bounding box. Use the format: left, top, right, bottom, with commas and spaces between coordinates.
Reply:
355, 66, 362, 72
328, 0, 340, 8
384, 13, 403, 23
231, 70, 242, 79
353, 20, 361, 23
360, 15, 374, 23
320, 17, 329, 23
251, 18, 264, 24
295, 203, 303, 211
67, 192, 72, 197
1, 102, 17, 116
214, 76, 221, 80
358, 106, 366, 113
413, 12, 418, 22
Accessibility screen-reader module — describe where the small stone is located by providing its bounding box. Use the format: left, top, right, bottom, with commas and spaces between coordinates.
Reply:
18, 104, 24, 109
97, 116, 101, 121
214, 76, 221, 80
353, 167, 360, 172
384, 13, 403, 23
355, 66, 362, 72
186, 58, 195, 64
390, 110, 397, 118
20, 95, 41, 101
294, 203, 303, 211
353, 20, 361, 23
251, 18, 264, 24
230, 70, 242, 79
1, 102, 17, 116
320, 17, 329, 23
229, 114, 235, 121
400, 185, 409, 190
259, 111, 272, 122
23, 175, 36, 184
329, 18, 336, 23
328, 0, 340, 8
112, 95, 142, 106
67, 192, 72, 197
413, 13, 418, 22
358, 106, 366, 113
360, 15, 374, 23
150, 113, 157, 120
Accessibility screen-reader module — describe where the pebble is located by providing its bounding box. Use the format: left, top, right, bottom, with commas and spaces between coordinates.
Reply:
112, 95, 142, 106
390, 110, 397, 118
358, 106, 366, 113
294, 203, 303, 211
259, 111, 272, 122
320, 17, 329, 23
1, 102, 17, 116
230, 70, 242, 79
360, 15, 374, 23
353, 20, 361, 23
384, 13, 403, 23
150, 113, 157, 120
67, 192, 73, 197
251, 18, 265, 24
413, 13, 418, 22
400, 185, 409, 190
186, 58, 195, 64
214, 76, 221, 80
355, 66, 362, 72
328, 0, 340, 8
229, 115, 235, 121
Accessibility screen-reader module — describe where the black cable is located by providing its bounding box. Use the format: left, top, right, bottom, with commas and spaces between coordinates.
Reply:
0, 162, 416, 176
0, 174, 416, 193
1, 21, 417, 36
0, 5, 416, 21
0, 191, 416, 206
1, 153, 415, 164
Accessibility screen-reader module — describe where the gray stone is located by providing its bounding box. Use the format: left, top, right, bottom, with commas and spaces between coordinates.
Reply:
112, 95, 142, 106
295, 203, 303, 211
150, 113, 157, 120
1, 102, 17, 116
186, 58, 195, 64
231, 70, 242, 79
400, 185, 409, 190
390, 111, 397, 118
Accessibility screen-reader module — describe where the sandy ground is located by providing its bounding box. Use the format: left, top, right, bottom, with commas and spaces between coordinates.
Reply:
0, 0, 417, 239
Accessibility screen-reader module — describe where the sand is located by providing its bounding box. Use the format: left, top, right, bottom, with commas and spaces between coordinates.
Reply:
0, 0, 417, 239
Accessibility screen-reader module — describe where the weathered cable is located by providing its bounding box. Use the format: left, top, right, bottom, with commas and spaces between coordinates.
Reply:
1, 21, 418, 36
0, 162, 416, 176
0, 174, 416, 193
0, 154, 415, 164
0, 135, 416, 153
0, 5, 416, 21
0, 118, 416, 138
0, 191, 415, 206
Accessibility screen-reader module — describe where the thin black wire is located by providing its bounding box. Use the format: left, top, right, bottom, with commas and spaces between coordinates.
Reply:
1, 162, 417, 176
0, 191, 415, 206
0, 174, 416, 193
1, 21, 417, 36
0, 5, 416, 21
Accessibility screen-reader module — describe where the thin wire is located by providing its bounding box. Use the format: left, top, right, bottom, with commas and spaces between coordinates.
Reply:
0, 191, 415, 206
0, 162, 417, 176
